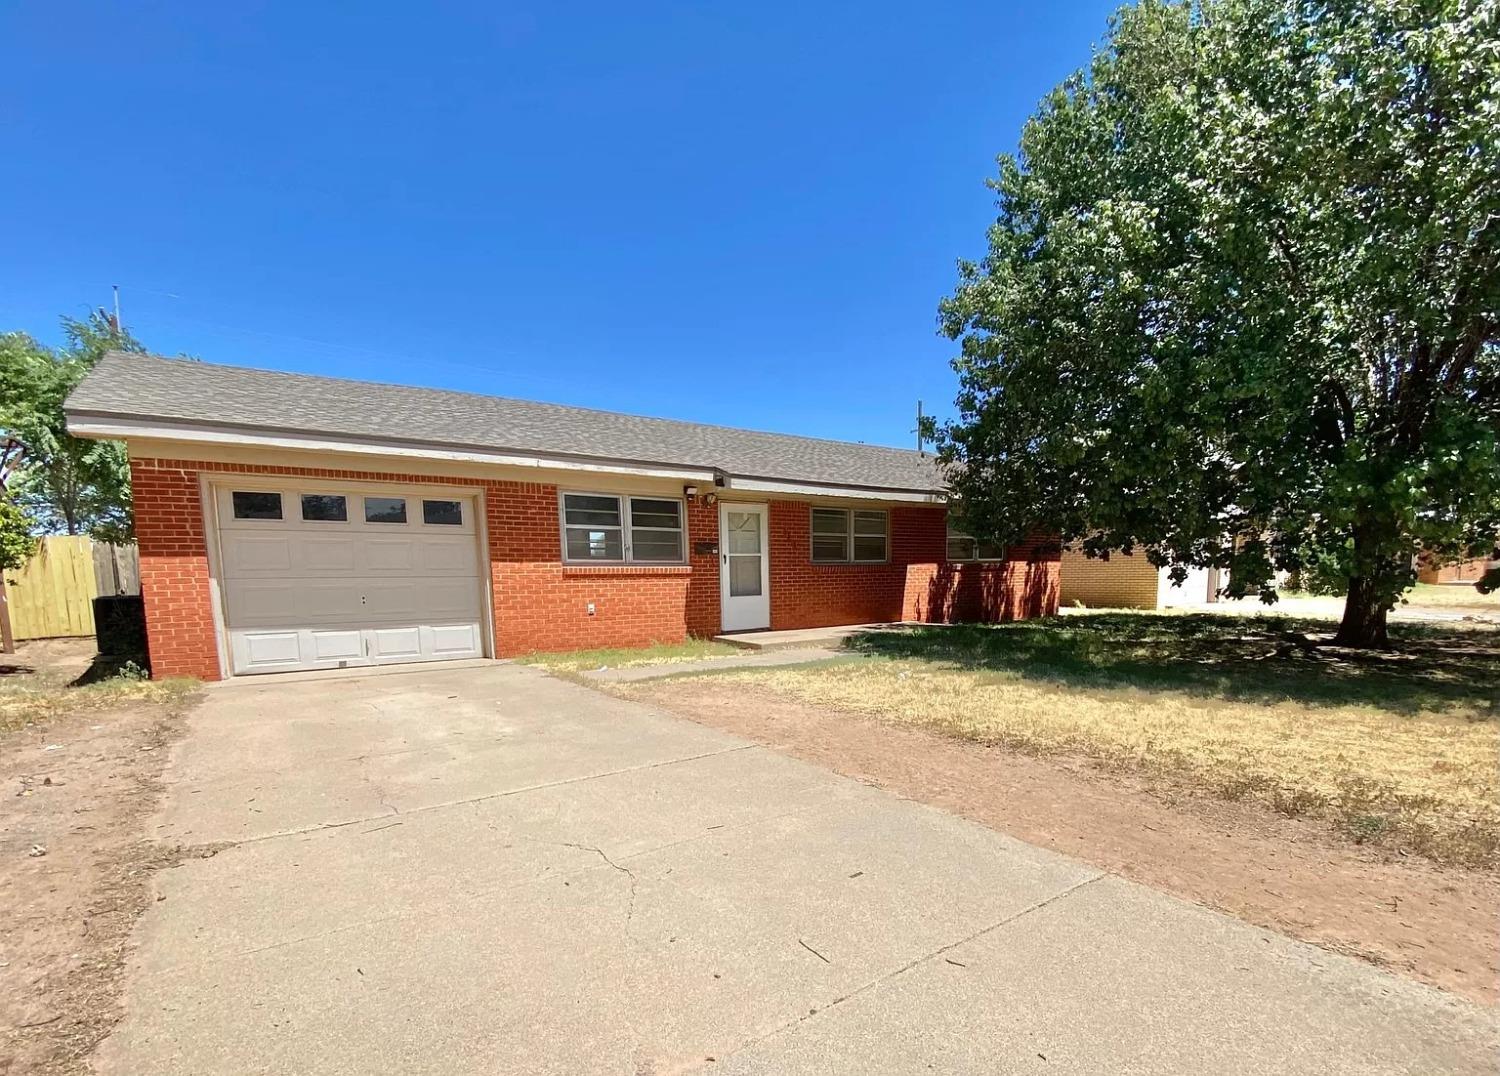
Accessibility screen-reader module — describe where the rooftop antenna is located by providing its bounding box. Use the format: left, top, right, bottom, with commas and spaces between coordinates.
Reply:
111, 285, 122, 337
915, 400, 926, 457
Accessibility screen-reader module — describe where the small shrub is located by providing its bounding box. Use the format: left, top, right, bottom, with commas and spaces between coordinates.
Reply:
1271, 787, 1327, 818
1342, 814, 1390, 844
115, 660, 149, 682
1218, 772, 1274, 801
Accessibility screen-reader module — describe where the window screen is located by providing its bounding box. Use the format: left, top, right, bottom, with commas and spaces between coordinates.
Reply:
851, 510, 887, 562
810, 508, 849, 562
628, 497, 683, 562
563, 494, 624, 561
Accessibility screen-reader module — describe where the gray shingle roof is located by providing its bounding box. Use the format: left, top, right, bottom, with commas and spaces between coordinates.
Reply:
66, 352, 943, 494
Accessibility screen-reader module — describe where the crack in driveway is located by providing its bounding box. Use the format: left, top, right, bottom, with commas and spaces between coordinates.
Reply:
703, 871, 1109, 1070
532, 838, 639, 931
353, 753, 401, 818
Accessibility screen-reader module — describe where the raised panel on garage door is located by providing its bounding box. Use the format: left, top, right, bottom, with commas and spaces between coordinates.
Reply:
216, 485, 486, 674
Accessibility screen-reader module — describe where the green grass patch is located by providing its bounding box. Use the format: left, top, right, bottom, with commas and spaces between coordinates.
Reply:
840, 612, 1500, 714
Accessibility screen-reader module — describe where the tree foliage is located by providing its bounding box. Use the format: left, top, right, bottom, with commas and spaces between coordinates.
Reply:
0, 500, 35, 574
937, 0, 1500, 646
0, 312, 142, 542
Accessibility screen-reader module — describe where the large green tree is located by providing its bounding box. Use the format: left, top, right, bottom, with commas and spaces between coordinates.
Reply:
937, 0, 1499, 647
0, 312, 141, 542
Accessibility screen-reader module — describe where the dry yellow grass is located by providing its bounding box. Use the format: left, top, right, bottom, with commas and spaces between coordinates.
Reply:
0, 676, 199, 734
695, 617, 1500, 867
1403, 583, 1500, 610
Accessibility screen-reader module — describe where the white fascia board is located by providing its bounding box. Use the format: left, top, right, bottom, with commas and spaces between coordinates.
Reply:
722, 476, 944, 504
65, 416, 719, 483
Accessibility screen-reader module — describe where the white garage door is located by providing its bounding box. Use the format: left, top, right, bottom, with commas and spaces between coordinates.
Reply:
213, 484, 486, 675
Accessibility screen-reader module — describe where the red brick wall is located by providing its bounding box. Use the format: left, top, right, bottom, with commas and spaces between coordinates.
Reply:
481, 479, 703, 655
764, 500, 1059, 629
130, 460, 220, 682
1415, 554, 1496, 585
766, 501, 909, 628
129, 457, 1059, 681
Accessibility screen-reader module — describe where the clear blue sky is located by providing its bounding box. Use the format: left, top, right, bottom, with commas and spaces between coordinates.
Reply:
3, 2, 1119, 448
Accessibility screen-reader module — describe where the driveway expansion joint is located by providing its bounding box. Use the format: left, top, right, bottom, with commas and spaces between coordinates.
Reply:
216, 743, 761, 848
706, 870, 1110, 1069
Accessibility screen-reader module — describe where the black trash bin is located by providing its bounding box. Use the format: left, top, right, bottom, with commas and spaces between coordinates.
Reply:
93, 594, 148, 665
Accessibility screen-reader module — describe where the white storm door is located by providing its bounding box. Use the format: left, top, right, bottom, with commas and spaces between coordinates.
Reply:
719, 503, 770, 632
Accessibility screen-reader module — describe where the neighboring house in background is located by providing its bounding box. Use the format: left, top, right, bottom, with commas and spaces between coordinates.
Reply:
63, 353, 1060, 680
1416, 551, 1498, 586
1059, 547, 1221, 609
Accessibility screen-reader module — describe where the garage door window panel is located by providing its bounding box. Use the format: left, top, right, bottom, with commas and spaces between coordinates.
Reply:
300, 494, 348, 522
364, 497, 408, 524
232, 491, 283, 521
422, 499, 463, 526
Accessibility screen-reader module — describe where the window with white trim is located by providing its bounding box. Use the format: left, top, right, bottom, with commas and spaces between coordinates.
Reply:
946, 526, 1005, 562
810, 507, 888, 563
561, 493, 685, 564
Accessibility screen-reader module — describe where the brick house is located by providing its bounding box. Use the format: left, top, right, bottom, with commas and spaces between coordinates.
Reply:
65, 353, 1059, 680
1415, 551, 1497, 586
1058, 547, 1222, 609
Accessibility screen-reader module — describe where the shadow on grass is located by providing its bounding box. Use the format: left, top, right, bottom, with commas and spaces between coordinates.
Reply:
843, 613, 1500, 715
70, 652, 149, 688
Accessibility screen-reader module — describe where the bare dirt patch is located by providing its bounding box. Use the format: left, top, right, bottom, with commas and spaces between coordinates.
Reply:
0, 641, 203, 1076
626, 679, 1500, 1006
735, 618, 1500, 867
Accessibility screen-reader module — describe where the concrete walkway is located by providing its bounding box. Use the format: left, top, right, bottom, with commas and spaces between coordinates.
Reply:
97, 663, 1495, 1075
583, 647, 842, 682
714, 622, 913, 651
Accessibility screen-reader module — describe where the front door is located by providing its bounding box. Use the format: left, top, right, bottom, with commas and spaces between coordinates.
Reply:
719, 503, 770, 631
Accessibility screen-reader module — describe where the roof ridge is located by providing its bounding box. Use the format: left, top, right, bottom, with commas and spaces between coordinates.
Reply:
101, 351, 928, 460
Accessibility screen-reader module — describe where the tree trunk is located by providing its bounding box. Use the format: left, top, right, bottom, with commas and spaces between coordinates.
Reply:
1334, 575, 1391, 648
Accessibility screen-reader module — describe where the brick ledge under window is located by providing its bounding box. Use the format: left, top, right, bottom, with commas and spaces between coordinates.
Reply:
561, 564, 692, 577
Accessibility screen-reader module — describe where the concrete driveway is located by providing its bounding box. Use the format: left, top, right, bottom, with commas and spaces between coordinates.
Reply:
97, 663, 1494, 1075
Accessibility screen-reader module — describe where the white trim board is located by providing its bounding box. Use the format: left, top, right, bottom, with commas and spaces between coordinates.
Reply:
67, 415, 946, 504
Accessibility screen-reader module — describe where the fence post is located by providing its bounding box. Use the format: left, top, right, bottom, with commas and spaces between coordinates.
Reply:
0, 577, 13, 654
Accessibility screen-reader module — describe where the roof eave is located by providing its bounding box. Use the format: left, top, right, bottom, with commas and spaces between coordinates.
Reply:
65, 410, 946, 503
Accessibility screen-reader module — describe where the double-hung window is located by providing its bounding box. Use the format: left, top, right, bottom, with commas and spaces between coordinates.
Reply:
561, 493, 685, 564
946, 526, 1005, 562
810, 508, 888, 563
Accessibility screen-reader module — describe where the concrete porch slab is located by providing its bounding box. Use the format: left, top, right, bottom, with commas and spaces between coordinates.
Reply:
713, 622, 915, 652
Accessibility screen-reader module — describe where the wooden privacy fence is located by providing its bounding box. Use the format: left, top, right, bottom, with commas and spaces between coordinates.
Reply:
1, 536, 140, 641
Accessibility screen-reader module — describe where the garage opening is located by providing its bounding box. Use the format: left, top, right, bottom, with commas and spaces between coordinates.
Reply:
212, 483, 487, 675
